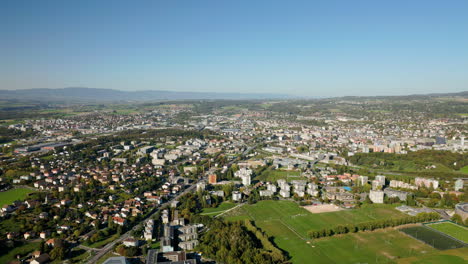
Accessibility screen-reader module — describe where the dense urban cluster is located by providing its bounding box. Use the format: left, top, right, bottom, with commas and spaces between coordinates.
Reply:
0, 97, 467, 263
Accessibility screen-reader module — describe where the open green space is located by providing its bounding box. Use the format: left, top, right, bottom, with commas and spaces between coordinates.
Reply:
309, 229, 437, 264
349, 150, 468, 177
400, 226, 466, 250
255, 169, 306, 182
397, 247, 468, 264
0, 242, 40, 263
460, 166, 468, 174
224, 200, 410, 263
0, 188, 33, 207
68, 248, 92, 263
426, 222, 468, 243
200, 202, 236, 216
85, 234, 119, 249
225, 200, 407, 234
96, 251, 120, 264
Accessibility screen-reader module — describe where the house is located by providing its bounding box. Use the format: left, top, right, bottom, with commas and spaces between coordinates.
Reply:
39, 231, 49, 239
31, 253, 50, 264
6, 232, 18, 240
24, 232, 35, 239
113, 216, 127, 226
2, 204, 15, 213
123, 237, 139, 247
46, 238, 58, 247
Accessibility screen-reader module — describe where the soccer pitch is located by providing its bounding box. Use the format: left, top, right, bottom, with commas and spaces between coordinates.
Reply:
224, 200, 415, 263
400, 226, 466, 250
426, 222, 468, 244
225, 200, 407, 234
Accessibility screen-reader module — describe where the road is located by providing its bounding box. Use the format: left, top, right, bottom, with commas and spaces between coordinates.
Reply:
87, 143, 256, 263
86, 183, 197, 263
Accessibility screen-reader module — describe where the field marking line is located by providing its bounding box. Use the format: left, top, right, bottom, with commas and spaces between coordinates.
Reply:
427, 221, 468, 231
278, 219, 308, 241
424, 224, 468, 245
400, 226, 467, 249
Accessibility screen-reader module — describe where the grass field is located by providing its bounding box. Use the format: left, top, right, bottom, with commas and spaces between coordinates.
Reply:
255, 169, 307, 182
0, 242, 40, 263
85, 234, 119, 248
225, 200, 407, 234
460, 166, 468, 174
249, 225, 436, 264
400, 226, 466, 250
426, 222, 468, 243
397, 247, 468, 264
0, 188, 33, 207
224, 200, 409, 263
309, 229, 437, 264
200, 202, 237, 216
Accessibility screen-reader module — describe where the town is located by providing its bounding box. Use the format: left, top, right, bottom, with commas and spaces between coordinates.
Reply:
0, 96, 467, 264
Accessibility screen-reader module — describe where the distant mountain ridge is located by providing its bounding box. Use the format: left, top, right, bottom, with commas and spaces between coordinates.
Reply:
0, 87, 292, 102
0, 87, 466, 103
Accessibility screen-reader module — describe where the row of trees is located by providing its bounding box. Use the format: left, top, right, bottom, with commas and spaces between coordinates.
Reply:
308, 212, 440, 239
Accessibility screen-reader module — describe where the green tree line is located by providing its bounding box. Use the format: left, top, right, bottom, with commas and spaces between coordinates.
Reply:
308, 212, 440, 239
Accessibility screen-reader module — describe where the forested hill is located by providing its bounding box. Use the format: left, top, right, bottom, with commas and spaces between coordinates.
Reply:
349, 150, 468, 173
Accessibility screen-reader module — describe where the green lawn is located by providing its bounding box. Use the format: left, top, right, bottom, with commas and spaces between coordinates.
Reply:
426, 222, 468, 243
397, 247, 468, 264
0, 242, 40, 263
225, 200, 407, 234
200, 202, 237, 216
255, 169, 307, 182
85, 234, 119, 248
0, 188, 33, 207
224, 200, 410, 263
309, 229, 437, 264
68, 248, 92, 263
460, 166, 468, 174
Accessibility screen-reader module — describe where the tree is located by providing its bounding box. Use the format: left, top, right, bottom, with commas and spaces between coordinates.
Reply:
39, 240, 45, 253
50, 246, 65, 260
451, 214, 463, 225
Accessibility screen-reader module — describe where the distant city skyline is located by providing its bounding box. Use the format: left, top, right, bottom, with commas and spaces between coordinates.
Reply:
1, 0, 467, 96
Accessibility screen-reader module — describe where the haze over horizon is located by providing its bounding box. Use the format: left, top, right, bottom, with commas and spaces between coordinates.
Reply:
1, 0, 468, 97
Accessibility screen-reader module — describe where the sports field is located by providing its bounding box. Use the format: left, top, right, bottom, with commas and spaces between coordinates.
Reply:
224, 200, 411, 263
244, 225, 436, 264
225, 200, 407, 234
0, 188, 33, 207
400, 226, 466, 250
426, 222, 468, 243
397, 247, 468, 264
310, 229, 437, 264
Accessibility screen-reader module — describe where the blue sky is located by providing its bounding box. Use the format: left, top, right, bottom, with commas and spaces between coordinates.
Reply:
1, 0, 467, 96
